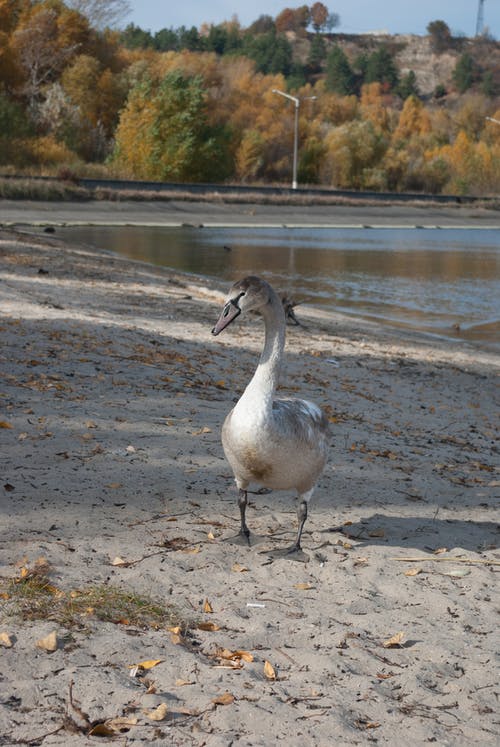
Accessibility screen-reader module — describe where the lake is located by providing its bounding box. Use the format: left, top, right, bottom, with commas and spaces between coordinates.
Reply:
51, 225, 500, 352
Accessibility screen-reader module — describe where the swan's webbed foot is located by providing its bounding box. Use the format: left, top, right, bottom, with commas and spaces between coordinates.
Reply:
224, 488, 264, 546
223, 529, 264, 547
266, 543, 309, 563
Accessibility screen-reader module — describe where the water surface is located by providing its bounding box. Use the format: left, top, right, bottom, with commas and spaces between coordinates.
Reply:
52, 225, 500, 352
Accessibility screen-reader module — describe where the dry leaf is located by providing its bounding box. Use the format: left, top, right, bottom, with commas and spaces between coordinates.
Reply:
175, 679, 195, 687
217, 648, 253, 663
0, 632, 13, 648
36, 631, 58, 652
130, 658, 163, 671
143, 703, 168, 721
0, 421, 12, 429
207, 531, 215, 540
434, 547, 448, 555
88, 724, 115, 737
264, 660, 277, 680
231, 562, 248, 573
106, 482, 123, 490
294, 583, 313, 590
203, 599, 214, 613
197, 621, 220, 632
404, 568, 422, 576
212, 692, 235, 706
111, 556, 128, 567
382, 631, 405, 648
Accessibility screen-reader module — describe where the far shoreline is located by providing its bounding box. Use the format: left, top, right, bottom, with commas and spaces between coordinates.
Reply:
1, 197, 500, 229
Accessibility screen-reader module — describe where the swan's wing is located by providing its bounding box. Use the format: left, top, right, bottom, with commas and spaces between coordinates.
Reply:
273, 398, 330, 448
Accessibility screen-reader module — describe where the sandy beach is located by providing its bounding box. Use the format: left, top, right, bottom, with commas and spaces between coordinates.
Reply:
0, 221, 498, 745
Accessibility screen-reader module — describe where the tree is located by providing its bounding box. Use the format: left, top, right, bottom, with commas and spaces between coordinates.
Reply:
243, 30, 293, 76
453, 53, 476, 93
112, 70, 232, 182
310, 2, 328, 32
325, 45, 356, 95
65, 0, 131, 30
307, 33, 326, 73
397, 70, 420, 100
120, 23, 154, 49
427, 20, 452, 54
275, 6, 310, 34
11, 5, 88, 111
364, 46, 399, 90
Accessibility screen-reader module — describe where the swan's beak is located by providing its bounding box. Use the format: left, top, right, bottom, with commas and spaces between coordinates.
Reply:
212, 299, 241, 335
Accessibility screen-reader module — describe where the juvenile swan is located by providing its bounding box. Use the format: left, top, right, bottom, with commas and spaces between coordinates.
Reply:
212, 276, 329, 560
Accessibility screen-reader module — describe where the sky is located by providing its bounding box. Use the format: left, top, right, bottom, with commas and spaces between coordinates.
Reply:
124, 1, 500, 38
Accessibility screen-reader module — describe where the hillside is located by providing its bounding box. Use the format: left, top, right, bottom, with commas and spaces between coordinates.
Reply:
1, 2, 500, 194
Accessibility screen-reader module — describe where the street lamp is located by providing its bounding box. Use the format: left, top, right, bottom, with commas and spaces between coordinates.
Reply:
272, 89, 317, 189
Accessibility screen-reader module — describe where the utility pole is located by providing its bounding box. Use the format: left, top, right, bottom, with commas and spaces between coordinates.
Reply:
476, 0, 485, 36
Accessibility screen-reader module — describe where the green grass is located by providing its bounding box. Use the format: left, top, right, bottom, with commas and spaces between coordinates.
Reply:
0, 571, 187, 632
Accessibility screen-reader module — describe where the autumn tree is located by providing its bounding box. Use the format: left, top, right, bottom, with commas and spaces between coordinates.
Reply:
310, 2, 328, 32
112, 70, 232, 182
320, 119, 387, 189
275, 6, 310, 34
11, 3, 90, 112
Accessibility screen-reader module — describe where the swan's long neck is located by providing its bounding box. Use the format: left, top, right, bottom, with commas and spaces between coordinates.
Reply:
242, 293, 285, 411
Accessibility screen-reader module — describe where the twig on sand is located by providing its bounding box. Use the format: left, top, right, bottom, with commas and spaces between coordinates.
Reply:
392, 556, 499, 566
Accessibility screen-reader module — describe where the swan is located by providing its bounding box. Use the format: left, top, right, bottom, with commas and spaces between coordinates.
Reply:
212, 276, 329, 561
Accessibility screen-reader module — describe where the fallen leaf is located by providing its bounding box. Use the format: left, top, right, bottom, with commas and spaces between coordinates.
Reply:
217, 648, 253, 663
434, 547, 448, 555
203, 599, 214, 613
0, 421, 12, 429
143, 703, 168, 721
231, 562, 248, 573
212, 692, 235, 706
36, 631, 58, 652
382, 631, 405, 649
294, 583, 313, 590
88, 724, 115, 737
130, 659, 163, 671
264, 660, 276, 680
207, 531, 215, 540
175, 679, 195, 687
0, 632, 13, 648
404, 568, 422, 577
111, 556, 128, 567
106, 482, 123, 490
197, 621, 220, 632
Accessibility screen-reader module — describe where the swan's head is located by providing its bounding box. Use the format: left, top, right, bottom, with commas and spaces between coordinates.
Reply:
212, 276, 273, 335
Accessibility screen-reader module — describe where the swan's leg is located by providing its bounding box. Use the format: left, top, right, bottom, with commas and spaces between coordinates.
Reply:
237, 488, 251, 542
224, 487, 264, 547
267, 491, 312, 562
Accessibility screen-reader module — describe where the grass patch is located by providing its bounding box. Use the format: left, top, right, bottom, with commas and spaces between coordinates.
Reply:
0, 561, 188, 633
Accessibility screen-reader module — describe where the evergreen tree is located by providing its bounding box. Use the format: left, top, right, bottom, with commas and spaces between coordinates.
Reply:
325, 45, 356, 95
453, 53, 476, 93
397, 70, 420, 100
364, 46, 399, 90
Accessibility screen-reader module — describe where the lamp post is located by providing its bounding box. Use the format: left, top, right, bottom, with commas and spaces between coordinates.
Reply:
272, 89, 316, 189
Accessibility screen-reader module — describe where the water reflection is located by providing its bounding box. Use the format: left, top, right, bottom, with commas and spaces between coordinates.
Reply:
51, 225, 500, 351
